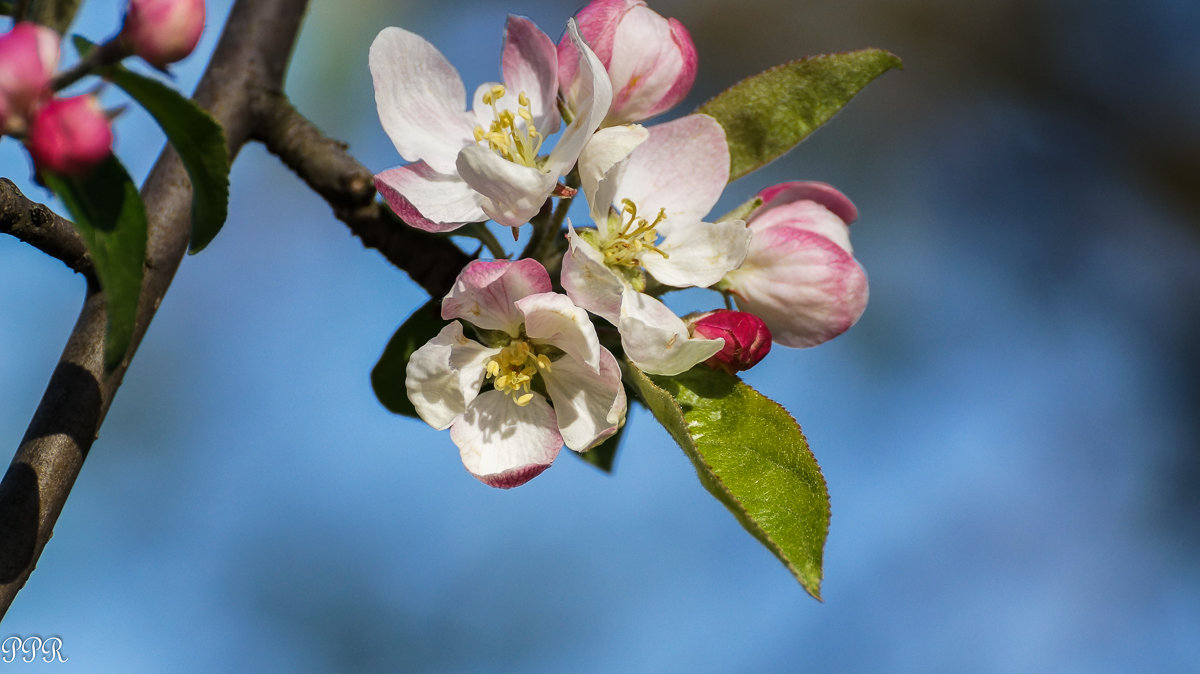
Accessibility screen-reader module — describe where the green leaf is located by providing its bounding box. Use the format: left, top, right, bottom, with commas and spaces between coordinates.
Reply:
698, 48, 903, 181
29, 0, 82, 32
42, 157, 148, 372
74, 36, 230, 253
372, 299, 446, 417
629, 365, 830, 599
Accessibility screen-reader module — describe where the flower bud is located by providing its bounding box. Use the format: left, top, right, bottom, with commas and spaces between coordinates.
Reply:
121, 0, 205, 68
27, 96, 113, 175
558, 0, 698, 125
688, 310, 772, 374
0, 22, 60, 135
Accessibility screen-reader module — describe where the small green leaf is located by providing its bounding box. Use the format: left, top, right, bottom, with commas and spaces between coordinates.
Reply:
699, 48, 903, 181
74, 36, 230, 253
29, 0, 82, 32
43, 157, 148, 372
372, 299, 446, 417
629, 365, 830, 599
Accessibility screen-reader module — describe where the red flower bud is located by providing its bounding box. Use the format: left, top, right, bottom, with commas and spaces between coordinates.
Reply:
688, 310, 772, 374
0, 22, 60, 134
121, 0, 205, 68
27, 96, 113, 175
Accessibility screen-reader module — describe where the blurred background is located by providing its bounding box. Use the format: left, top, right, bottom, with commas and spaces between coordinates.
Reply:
3, 0, 1199, 670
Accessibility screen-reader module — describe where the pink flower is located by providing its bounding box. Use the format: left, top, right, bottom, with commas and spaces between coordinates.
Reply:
121, 0, 206, 68
720, 182, 868, 348
0, 22, 60, 135
27, 95, 113, 175
406, 259, 627, 488
559, 0, 698, 126
688, 310, 772, 374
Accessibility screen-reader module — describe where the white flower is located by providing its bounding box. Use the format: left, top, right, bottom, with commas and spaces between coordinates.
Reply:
370, 16, 612, 231
406, 259, 626, 488
561, 114, 751, 375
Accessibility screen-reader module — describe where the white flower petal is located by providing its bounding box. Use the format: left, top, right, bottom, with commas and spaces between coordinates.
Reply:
616, 113, 729, 223
405, 322, 496, 430
451, 389, 563, 488
375, 164, 488, 232
370, 27, 475, 175
455, 144, 557, 228
642, 217, 749, 288
516, 292, 601, 370
544, 19, 613, 175
579, 124, 648, 225
542, 348, 627, 451
442, 258, 552, 334
561, 222, 627, 325
500, 14, 561, 135
618, 288, 722, 375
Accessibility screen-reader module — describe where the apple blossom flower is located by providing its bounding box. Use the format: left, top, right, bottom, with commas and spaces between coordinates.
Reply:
558, 0, 697, 126
561, 113, 750, 375
718, 182, 868, 348
0, 22, 59, 135
688, 310, 772, 374
406, 258, 627, 488
371, 16, 612, 231
27, 95, 113, 175
121, 0, 206, 68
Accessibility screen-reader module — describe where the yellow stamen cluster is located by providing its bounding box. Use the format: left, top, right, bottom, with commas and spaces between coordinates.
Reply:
603, 199, 670, 268
485, 340, 552, 406
473, 85, 542, 167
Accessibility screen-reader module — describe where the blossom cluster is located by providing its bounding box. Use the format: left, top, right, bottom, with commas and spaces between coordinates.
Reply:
372, 0, 868, 487
0, 0, 204, 175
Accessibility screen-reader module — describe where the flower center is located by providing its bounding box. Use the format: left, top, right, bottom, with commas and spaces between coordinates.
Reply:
473, 85, 543, 168
485, 340, 552, 407
602, 199, 669, 268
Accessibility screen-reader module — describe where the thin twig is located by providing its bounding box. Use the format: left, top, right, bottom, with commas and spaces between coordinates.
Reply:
0, 178, 92, 277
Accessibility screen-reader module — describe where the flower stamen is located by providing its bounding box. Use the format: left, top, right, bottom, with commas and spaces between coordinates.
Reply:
485, 340, 552, 406
602, 198, 670, 268
472, 85, 543, 168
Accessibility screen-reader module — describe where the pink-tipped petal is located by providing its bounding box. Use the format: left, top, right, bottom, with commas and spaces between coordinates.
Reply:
370, 27, 475, 175
541, 347, 627, 451
442, 259, 553, 334
517, 292, 601, 370
757, 181, 858, 226
605, 6, 695, 123
616, 114, 729, 222
726, 225, 869, 348
545, 20, 613, 175
121, 0, 205, 67
451, 390, 562, 488
27, 95, 112, 175
0, 23, 60, 132
501, 14, 560, 135
374, 164, 487, 232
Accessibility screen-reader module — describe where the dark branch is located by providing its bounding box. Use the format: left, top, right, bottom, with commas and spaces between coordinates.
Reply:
0, 0, 311, 617
251, 92, 469, 298
0, 178, 92, 277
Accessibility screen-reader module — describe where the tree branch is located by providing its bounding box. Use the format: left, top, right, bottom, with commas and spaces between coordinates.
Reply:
0, 178, 92, 277
0, 0, 311, 617
250, 92, 469, 298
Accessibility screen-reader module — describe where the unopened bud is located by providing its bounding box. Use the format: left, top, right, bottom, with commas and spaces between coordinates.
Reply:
0, 22, 60, 135
27, 96, 113, 175
688, 310, 772, 375
121, 0, 205, 68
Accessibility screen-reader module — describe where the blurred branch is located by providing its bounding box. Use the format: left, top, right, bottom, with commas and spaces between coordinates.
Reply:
0, 0, 311, 617
0, 178, 92, 277
251, 92, 469, 298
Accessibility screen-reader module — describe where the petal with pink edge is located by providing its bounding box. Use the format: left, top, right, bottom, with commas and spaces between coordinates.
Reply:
545, 20, 613, 175
442, 258, 552, 334
369, 27, 475, 175
406, 322, 496, 430
542, 348, 627, 451
500, 14, 560, 136
451, 390, 562, 488
375, 164, 488, 233
618, 288, 723, 375
616, 114, 729, 222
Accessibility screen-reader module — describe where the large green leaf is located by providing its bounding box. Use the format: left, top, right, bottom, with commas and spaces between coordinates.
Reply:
629, 365, 830, 599
43, 157, 148, 372
699, 48, 903, 181
372, 299, 446, 417
74, 36, 230, 253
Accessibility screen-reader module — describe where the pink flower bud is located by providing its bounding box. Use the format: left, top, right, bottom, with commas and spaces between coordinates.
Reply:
27, 96, 113, 175
688, 310, 772, 374
121, 0, 205, 68
0, 22, 60, 135
559, 0, 698, 125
